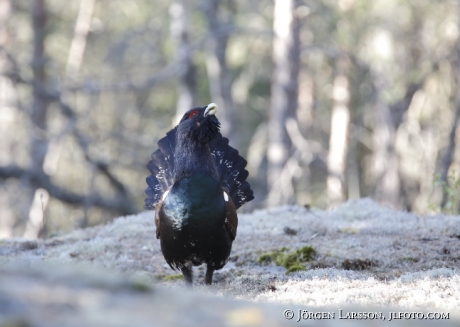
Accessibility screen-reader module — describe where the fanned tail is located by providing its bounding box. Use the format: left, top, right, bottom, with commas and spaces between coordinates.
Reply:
145, 129, 254, 210
144, 129, 176, 209
209, 134, 254, 209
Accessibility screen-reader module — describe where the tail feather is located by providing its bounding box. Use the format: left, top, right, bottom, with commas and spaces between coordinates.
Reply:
210, 135, 253, 208
145, 174, 162, 209
145, 128, 254, 210
144, 149, 174, 209
231, 181, 253, 207
149, 150, 174, 187
157, 129, 176, 171
209, 134, 229, 178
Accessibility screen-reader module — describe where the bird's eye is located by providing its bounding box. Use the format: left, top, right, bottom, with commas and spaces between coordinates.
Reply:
189, 110, 199, 119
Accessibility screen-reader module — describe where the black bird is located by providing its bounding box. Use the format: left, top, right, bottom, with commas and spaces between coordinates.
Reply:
144, 103, 254, 285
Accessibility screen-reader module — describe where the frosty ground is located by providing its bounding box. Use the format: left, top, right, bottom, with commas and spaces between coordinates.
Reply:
1, 198, 459, 326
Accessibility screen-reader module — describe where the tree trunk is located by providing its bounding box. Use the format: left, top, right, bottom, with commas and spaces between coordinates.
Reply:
296, 71, 314, 204
170, 0, 196, 125
347, 121, 361, 200
327, 74, 350, 206
373, 78, 425, 210
24, 0, 49, 239
65, 0, 95, 80
204, 0, 236, 143
439, 0, 460, 210
65, 0, 96, 228
0, 0, 15, 238
267, 0, 301, 206
44, 0, 96, 180
373, 99, 403, 208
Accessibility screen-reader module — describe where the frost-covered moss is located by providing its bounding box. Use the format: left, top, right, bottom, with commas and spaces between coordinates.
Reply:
1, 199, 460, 311
162, 274, 184, 282
257, 246, 316, 273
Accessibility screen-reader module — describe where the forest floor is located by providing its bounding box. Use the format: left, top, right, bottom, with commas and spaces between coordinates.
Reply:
1, 198, 460, 326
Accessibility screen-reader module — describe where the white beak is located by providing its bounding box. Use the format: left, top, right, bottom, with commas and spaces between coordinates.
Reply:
204, 103, 218, 116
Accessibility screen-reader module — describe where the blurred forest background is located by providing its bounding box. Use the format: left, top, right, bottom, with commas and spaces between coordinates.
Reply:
1, 0, 460, 239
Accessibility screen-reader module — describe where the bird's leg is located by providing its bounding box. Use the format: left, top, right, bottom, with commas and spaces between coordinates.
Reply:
181, 265, 193, 286
205, 265, 214, 285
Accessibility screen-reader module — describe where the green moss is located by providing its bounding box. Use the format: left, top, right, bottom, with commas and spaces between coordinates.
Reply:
256, 246, 316, 273
162, 274, 184, 282
339, 227, 360, 234
257, 253, 272, 263
257, 247, 288, 264
129, 280, 151, 292
286, 264, 306, 273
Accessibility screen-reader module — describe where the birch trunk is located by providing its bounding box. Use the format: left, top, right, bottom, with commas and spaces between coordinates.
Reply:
327, 74, 350, 206
0, 0, 15, 238
24, 0, 49, 238
65, 0, 95, 80
439, 0, 460, 210
204, 0, 236, 143
170, 0, 196, 125
373, 101, 402, 208
267, 0, 301, 206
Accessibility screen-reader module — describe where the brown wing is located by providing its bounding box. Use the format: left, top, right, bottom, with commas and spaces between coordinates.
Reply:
223, 190, 238, 241
155, 200, 162, 239
154, 187, 171, 239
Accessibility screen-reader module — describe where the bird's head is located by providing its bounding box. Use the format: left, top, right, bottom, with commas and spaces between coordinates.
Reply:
177, 103, 221, 144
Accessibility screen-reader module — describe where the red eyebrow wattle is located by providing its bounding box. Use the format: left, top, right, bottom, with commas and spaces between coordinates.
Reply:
189, 110, 199, 118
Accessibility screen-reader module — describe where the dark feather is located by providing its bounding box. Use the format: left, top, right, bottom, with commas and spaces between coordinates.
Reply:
157, 129, 177, 171
145, 122, 253, 210
145, 104, 253, 285
144, 178, 160, 210
144, 130, 176, 209
209, 134, 254, 209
